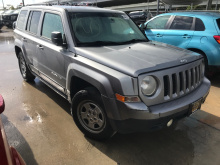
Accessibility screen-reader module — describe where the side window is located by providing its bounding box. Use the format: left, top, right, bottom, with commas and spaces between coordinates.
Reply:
146, 15, 170, 29
216, 18, 220, 30
170, 16, 193, 30
41, 13, 64, 39
26, 11, 41, 34
17, 10, 27, 30
195, 18, 205, 31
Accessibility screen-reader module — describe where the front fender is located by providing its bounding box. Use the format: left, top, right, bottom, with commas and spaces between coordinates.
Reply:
66, 63, 114, 98
65, 57, 139, 120
14, 38, 27, 60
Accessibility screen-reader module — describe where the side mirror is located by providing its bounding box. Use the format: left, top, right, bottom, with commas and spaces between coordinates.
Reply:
13, 21, 16, 29
51, 31, 68, 49
0, 95, 5, 114
51, 31, 63, 46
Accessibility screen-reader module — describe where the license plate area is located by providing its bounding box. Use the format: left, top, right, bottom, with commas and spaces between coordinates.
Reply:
189, 98, 202, 114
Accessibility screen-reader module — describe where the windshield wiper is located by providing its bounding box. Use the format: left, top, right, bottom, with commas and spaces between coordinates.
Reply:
121, 39, 148, 44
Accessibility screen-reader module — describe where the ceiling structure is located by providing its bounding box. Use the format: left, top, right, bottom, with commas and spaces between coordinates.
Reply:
84, 0, 207, 7
55, 0, 207, 7
38, 0, 215, 12
161, 0, 204, 5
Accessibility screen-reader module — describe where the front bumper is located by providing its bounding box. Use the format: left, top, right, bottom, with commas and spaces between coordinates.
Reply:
103, 77, 210, 133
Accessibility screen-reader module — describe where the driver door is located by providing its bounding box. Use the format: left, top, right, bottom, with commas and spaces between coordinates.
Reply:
36, 12, 66, 91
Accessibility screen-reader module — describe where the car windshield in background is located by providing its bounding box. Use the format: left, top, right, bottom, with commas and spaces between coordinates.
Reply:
4, 10, 14, 14
68, 12, 147, 46
13, 10, 20, 14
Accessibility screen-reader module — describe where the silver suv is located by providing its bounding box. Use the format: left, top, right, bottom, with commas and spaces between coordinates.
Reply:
14, 6, 210, 140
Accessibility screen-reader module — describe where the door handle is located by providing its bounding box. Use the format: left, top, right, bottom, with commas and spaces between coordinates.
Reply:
182, 34, 191, 39
22, 37, 27, 42
156, 33, 162, 37
37, 45, 44, 50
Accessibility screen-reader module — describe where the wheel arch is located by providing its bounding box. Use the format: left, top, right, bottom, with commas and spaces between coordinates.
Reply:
15, 46, 22, 58
187, 48, 208, 64
69, 76, 101, 100
66, 64, 115, 101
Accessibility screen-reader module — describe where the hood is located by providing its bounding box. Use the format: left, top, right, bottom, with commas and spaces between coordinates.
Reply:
75, 41, 202, 77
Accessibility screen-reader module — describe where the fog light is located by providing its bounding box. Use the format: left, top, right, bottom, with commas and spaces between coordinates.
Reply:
167, 119, 173, 127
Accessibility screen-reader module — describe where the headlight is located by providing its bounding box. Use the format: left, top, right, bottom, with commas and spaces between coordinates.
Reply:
141, 76, 157, 96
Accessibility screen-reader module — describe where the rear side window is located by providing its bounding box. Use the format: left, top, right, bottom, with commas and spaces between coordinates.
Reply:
216, 18, 220, 30
26, 11, 41, 34
146, 15, 170, 29
41, 13, 64, 39
17, 10, 27, 30
170, 16, 193, 30
195, 18, 205, 31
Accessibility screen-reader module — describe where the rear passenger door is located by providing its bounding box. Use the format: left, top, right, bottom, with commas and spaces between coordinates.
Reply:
36, 12, 66, 92
161, 16, 194, 48
24, 11, 42, 67
145, 15, 171, 42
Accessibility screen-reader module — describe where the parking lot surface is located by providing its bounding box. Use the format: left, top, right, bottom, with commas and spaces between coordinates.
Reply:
1, 27, 220, 165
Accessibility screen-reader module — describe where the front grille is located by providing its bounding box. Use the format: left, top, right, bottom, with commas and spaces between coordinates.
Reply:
3, 16, 9, 20
138, 59, 204, 106
163, 63, 203, 100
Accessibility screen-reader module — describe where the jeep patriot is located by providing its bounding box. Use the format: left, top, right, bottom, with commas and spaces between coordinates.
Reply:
14, 6, 210, 140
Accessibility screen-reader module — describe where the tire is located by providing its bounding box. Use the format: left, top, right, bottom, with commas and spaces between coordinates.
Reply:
71, 87, 115, 140
18, 52, 35, 82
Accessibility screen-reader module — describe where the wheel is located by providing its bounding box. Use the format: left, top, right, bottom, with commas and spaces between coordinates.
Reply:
71, 87, 115, 140
18, 52, 35, 82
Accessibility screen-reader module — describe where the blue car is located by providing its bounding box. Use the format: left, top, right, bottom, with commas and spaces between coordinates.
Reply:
144, 12, 220, 72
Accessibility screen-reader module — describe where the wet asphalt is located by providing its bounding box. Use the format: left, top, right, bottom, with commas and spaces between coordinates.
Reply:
1, 27, 220, 165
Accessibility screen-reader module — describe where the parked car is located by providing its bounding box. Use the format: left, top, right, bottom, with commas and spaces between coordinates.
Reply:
77, 2, 94, 6
0, 95, 26, 165
2, 10, 20, 28
0, 20, 3, 30
0, 10, 5, 30
144, 12, 220, 73
14, 6, 210, 140
129, 11, 148, 25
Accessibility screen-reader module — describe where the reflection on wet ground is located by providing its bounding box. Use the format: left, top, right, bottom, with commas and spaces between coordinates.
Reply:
0, 27, 14, 54
1, 27, 220, 165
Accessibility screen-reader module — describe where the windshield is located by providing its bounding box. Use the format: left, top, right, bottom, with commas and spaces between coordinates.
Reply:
68, 12, 147, 46
13, 10, 20, 14
5, 10, 14, 14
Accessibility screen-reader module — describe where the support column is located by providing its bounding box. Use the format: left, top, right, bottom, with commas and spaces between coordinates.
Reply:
157, 0, 160, 15
206, 0, 212, 10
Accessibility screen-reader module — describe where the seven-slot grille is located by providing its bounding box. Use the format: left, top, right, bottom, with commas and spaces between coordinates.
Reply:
163, 63, 203, 100
3, 16, 10, 20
